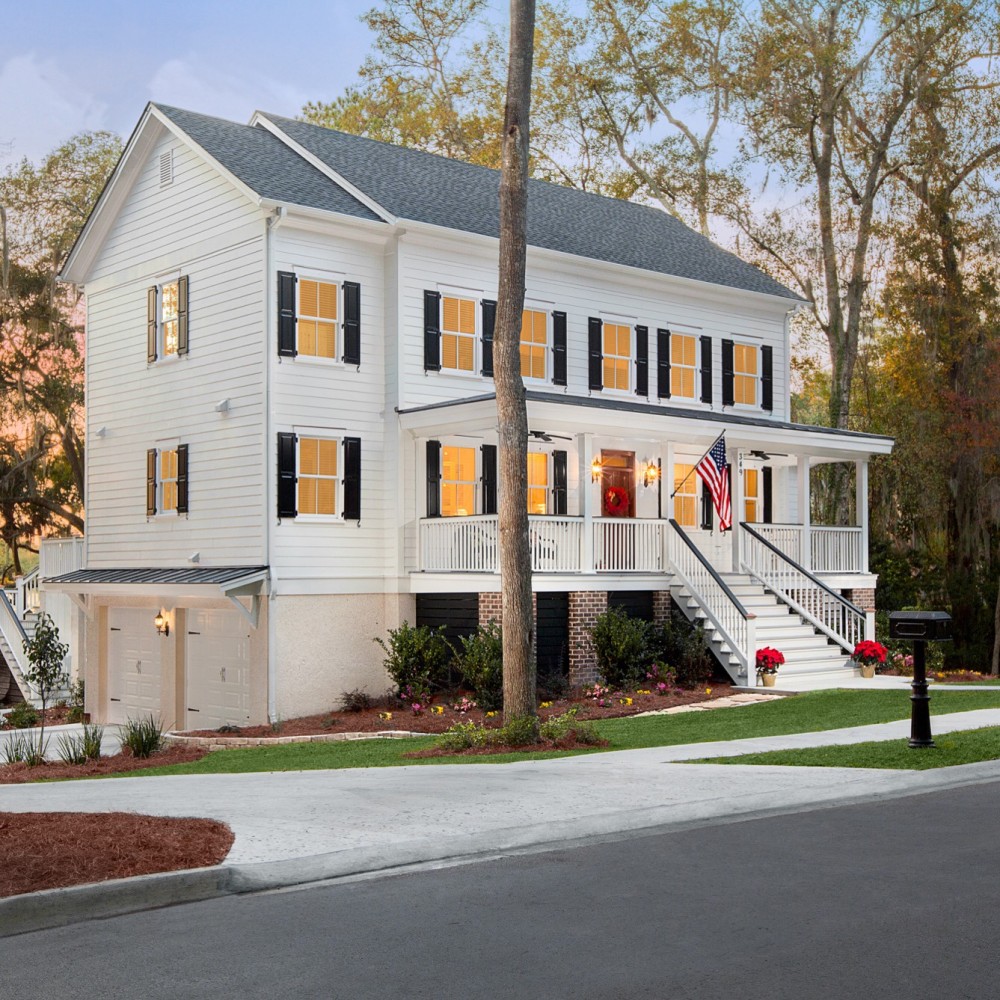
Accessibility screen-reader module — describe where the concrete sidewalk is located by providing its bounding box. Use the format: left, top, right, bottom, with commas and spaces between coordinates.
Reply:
3, 708, 1000, 935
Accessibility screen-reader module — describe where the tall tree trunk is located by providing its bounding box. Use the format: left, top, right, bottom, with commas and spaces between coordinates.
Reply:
991, 573, 1000, 677
496, 0, 536, 724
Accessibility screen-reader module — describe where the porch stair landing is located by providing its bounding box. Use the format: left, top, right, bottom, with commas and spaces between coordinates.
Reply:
671, 573, 860, 691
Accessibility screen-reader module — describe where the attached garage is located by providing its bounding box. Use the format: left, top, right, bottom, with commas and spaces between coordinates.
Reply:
108, 607, 163, 726
185, 608, 252, 730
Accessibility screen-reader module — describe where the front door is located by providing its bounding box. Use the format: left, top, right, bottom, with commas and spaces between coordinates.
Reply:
600, 450, 635, 517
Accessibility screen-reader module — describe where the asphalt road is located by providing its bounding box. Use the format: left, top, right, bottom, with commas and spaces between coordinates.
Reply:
3, 779, 998, 999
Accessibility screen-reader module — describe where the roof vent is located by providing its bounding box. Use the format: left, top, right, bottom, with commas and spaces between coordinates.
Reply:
159, 149, 174, 187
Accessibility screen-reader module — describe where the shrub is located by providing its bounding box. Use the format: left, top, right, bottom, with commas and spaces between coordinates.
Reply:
2, 731, 45, 766
498, 714, 540, 745
455, 621, 504, 711
67, 678, 86, 723
655, 610, 713, 688
4, 701, 39, 730
436, 721, 490, 751
121, 715, 164, 758
588, 607, 656, 689
375, 622, 450, 701
538, 707, 600, 745
22, 612, 69, 753
57, 724, 104, 765
340, 689, 373, 713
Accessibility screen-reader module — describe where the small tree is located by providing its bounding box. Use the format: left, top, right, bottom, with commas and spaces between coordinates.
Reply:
22, 612, 68, 763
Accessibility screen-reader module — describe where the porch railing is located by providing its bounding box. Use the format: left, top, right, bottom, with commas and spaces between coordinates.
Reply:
593, 518, 668, 573
740, 522, 866, 652
751, 523, 866, 574
669, 519, 755, 678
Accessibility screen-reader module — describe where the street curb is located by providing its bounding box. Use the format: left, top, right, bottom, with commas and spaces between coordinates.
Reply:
4, 756, 1000, 939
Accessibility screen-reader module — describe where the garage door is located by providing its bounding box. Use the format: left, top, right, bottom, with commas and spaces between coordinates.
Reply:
108, 608, 163, 726
186, 609, 251, 730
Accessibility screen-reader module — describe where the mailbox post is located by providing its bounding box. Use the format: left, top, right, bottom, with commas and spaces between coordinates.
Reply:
888, 611, 952, 748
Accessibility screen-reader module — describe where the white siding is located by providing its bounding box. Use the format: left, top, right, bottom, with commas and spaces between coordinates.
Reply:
85, 138, 267, 568
269, 225, 392, 586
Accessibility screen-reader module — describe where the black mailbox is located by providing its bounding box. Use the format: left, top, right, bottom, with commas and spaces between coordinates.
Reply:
888, 610, 952, 642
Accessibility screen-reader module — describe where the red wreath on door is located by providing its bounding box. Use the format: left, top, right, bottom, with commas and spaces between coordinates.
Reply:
604, 485, 629, 516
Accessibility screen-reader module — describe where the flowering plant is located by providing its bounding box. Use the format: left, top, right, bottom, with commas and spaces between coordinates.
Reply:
756, 647, 785, 674
451, 696, 478, 713
853, 640, 888, 668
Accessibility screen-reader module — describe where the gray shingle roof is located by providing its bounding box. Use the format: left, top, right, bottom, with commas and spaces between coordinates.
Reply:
47, 567, 268, 586
154, 105, 380, 222
259, 113, 800, 300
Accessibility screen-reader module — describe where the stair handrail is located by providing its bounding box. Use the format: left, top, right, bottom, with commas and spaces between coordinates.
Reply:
739, 521, 865, 653
669, 519, 756, 678
0, 587, 35, 700
15, 566, 40, 617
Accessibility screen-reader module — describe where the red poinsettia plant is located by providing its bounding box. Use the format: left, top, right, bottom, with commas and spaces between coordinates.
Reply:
756, 647, 785, 675
852, 640, 888, 668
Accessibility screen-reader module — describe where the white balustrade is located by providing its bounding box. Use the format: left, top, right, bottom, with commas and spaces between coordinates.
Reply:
529, 517, 583, 573
811, 526, 864, 573
421, 515, 499, 572
593, 518, 668, 573
39, 537, 85, 579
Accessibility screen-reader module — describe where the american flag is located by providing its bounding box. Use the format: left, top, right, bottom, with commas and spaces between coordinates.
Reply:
696, 434, 731, 531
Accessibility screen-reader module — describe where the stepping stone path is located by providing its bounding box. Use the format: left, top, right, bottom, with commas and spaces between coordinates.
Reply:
635, 692, 784, 717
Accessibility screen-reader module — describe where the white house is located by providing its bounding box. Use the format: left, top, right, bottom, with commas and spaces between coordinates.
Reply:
44, 103, 892, 729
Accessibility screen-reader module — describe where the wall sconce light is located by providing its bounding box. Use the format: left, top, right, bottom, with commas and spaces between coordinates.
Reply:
643, 462, 661, 488
154, 611, 170, 637
591, 458, 603, 482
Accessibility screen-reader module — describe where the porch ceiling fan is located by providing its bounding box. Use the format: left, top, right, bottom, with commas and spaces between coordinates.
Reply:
529, 429, 573, 442
750, 449, 788, 460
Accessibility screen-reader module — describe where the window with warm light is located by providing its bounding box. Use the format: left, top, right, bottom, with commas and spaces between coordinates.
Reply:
734, 343, 759, 405
744, 468, 759, 522
674, 463, 697, 527
441, 295, 476, 372
527, 452, 548, 514
441, 445, 477, 516
159, 449, 178, 512
520, 309, 547, 380
602, 322, 631, 390
297, 278, 338, 359
298, 437, 339, 516
671, 333, 697, 399
161, 281, 179, 357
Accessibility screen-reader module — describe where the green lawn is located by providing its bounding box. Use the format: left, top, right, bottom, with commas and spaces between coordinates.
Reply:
91, 688, 1000, 780
697, 726, 1000, 770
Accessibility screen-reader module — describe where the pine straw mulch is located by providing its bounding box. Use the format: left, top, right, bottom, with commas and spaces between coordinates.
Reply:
181, 683, 734, 739
0, 812, 234, 898
0, 745, 209, 785
404, 731, 611, 758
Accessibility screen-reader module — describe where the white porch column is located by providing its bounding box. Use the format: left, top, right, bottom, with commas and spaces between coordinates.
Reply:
797, 455, 812, 571
856, 459, 869, 573
730, 446, 743, 573
580, 433, 595, 573
664, 441, 675, 566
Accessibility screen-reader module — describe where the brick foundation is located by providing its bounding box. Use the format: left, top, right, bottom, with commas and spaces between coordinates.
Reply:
568, 591, 608, 687
652, 590, 674, 625
478, 592, 538, 664
843, 588, 876, 612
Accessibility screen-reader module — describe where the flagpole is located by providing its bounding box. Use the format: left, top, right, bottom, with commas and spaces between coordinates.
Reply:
670, 430, 726, 499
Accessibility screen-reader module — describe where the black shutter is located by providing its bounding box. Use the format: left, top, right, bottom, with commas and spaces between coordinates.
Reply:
761, 345, 774, 411
722, 339, 735, 407
481, 444, 497, 514
700, 484, 714, 530
481, 299, 496, 378
635, 325, 648, 396
147, 287, 158, 363
177, 275, 189, 355
552, 311, 567, 386
700, 335, 713, 403
343, 281, 361, 366
176, 444, 189, 514
552, 450, 568, 516
277, 432, 297, 518
426, 440, 441, 517
146, 449, 157, 516
657, 328, 671, 399
343, 437, 361, 519
423, 290, 441, 371
588, 317, 603, 391
277, 271, 297, 358
762, 466, 773, 524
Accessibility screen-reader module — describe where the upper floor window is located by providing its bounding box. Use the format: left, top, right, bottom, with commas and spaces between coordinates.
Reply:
441, 295, 477, 372
441, 445, 477, 516
603, 322, 631, 391
671, 334, 698, 399
297, 278, 339, 360
146, 444, 188, 516
147, 276, 188, 362
527, 452, 548, 514
733, 343, 759, 406
674, 462, 697, 527
298, 436, 340, 516
520, 310, 548, 381
159, 448, 179, 512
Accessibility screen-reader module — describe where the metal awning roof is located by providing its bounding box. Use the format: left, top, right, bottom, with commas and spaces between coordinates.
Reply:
43, 566, 269, 599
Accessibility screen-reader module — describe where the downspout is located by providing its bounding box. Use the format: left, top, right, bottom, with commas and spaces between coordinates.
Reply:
265, 205, 286, 722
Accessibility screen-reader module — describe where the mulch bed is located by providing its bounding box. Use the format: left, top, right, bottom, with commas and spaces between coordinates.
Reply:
181, 684, 733, 739
0, 705, 78, 730
405, 731, 611, 758
880, 670, 996, 683
0, 745, 209, 785
0, 812, 234, 898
